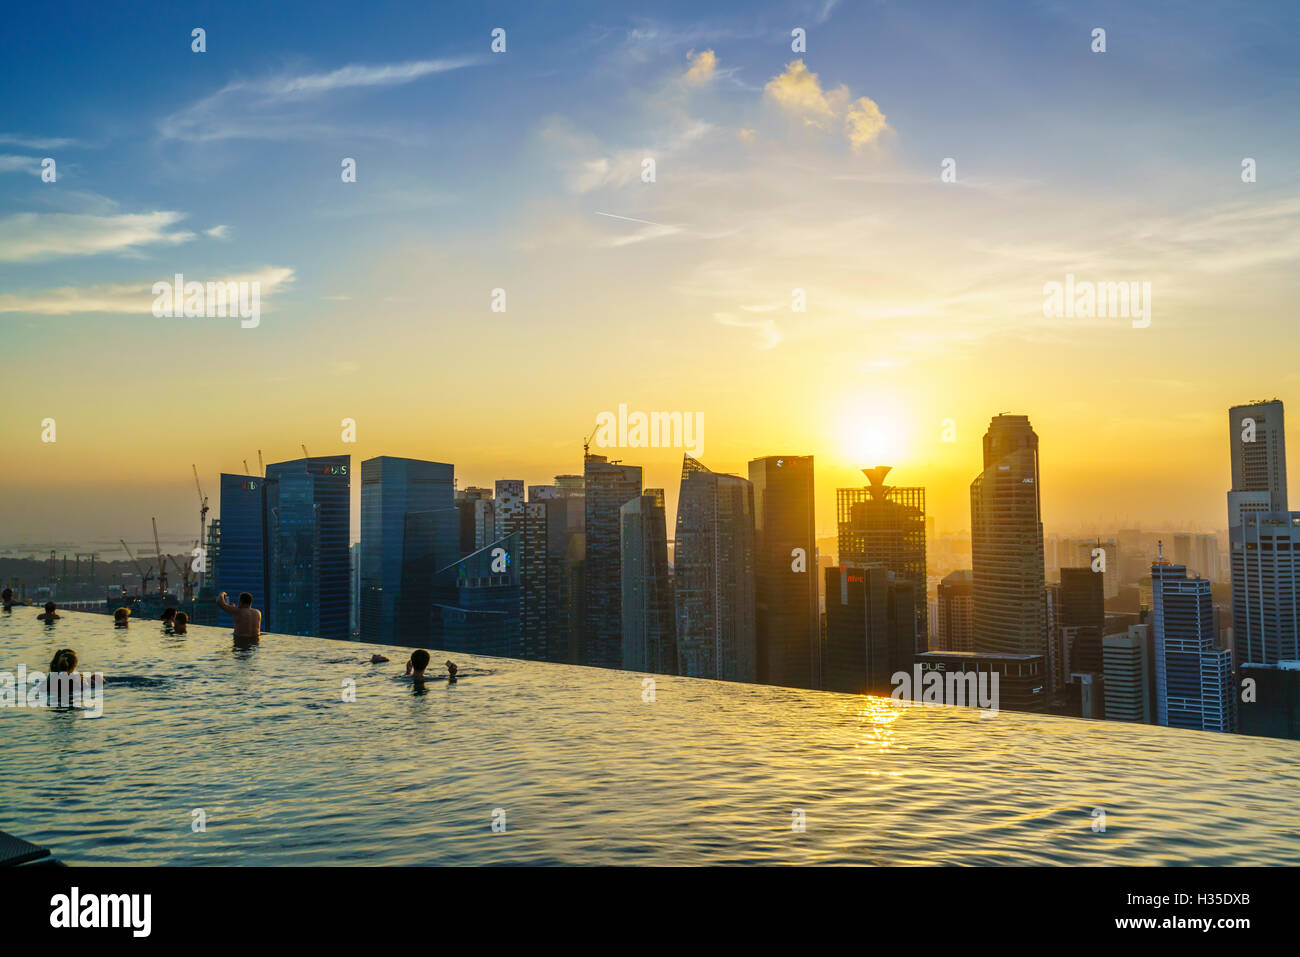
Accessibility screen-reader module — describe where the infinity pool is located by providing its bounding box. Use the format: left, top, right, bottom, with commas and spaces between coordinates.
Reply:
2, 608, 1298, 865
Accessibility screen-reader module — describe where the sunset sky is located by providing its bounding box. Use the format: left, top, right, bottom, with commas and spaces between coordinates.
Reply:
3, 0, 1299, 549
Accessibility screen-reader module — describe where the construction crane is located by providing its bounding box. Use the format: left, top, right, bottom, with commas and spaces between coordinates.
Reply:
152, 517, 167, 596
168, 552, 195, 603
120, 539, 153, 596
192, 464, 209, 592
583, 424, 599, 457
257, 449, 264, 476
301, 443, 310, 459
243, 459, 250, 474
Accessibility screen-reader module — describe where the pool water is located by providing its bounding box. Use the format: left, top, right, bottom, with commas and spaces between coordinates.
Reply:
2, 608, 1298, 865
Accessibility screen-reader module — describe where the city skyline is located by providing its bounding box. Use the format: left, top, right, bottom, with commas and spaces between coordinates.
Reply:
4, 0, 1300, 545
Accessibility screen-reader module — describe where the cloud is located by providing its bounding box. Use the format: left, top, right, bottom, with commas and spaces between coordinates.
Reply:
0, 211, 195, 262
764, 60, 890, 148
0, 155, 41, 175
594, 211, 684, 246
683, 49, 717, 85
0, 134, 76, 150
714, 311, 782, 349
159, 58, 478, 142
764, 60, 846, 129
205, 224, 232, 239
542, 116, 713, 193
0, 267, 295, 316
846, 96, 889, 149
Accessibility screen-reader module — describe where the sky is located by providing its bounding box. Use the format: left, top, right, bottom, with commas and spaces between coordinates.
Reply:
2, 0, 1299, 550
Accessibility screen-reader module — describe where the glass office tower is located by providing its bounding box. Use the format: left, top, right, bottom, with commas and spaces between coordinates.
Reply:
265, 455, 352, 640
360, 456, 457, 645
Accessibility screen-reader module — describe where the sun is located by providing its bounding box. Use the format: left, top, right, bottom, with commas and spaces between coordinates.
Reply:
835, 403, 911, 468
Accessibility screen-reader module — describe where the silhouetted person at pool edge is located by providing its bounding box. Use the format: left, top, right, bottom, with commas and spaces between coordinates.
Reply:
2, 587, 18, 611
113, 607, 130, 627
160, 607, 176, 629
217, 591, 261, 642
172, 611, 188, 634
37, 601, 60, 622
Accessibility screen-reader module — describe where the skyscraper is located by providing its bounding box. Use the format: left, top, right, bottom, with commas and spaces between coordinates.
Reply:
264, 455, 352, 639
970, 414, 1047, 657
434, 532, 522, 658
1227, 399, 1287, 533
1151, 555, 1235, 733
1231, 512, 1300, 666
494, 480, 525, 539
359, 456, 457, 644
216, 473, 267, 619
748, 455, 819, 689
455, 486, 495, 556
582, 454, 643, 669
823, 563, 916, 695
936, 569, 974, 652
1103, 625, 1153, 723
837, 466, 927, 652
1228, 399, 1300, 671
1058, 566, 1104, 681
620, 489, 677, 675
674, 455, 757, 682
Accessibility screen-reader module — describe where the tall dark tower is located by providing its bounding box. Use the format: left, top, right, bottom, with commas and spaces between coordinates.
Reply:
836, 465, 927, 653
582, 454, 642, 669
970, 414, 1046, 656
749, 455, 819, 689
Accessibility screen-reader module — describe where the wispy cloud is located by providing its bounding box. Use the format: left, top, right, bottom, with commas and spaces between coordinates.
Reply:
158, 58, 479, 142
0, 154, 41, 175
0, 211, 195, 262
0, 267, 295, 315
714, 311, 783, 349
0, 134, 77, 150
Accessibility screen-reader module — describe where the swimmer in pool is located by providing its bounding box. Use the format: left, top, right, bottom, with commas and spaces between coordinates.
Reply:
37, 601, 60, 622
160, 607, 177, 629
2, 587, 20, 611
217, 591, 261, 642
172, 611, 188, 634
405, 649, 432, 681
113, 607, 130, 627
446, 660, 459, 683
